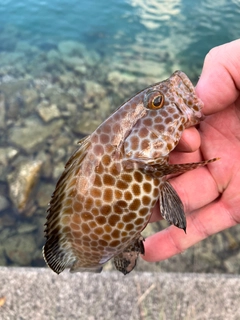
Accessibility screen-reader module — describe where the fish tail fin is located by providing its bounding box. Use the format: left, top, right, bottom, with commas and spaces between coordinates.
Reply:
70, 262, 103, 273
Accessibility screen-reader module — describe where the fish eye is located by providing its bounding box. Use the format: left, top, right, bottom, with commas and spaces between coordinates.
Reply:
144, 90, 164, 110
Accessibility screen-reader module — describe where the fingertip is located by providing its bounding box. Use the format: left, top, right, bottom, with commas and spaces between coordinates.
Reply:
174, 127, 201, 153
195, 40, 240, 115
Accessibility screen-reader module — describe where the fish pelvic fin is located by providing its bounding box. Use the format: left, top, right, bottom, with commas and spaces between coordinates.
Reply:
159, 181, 186, 231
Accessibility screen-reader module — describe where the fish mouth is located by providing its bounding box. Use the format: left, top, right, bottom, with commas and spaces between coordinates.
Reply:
175, 70, 195, 93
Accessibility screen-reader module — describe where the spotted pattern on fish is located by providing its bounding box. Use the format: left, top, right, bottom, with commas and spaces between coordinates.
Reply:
43, 71, 218, 275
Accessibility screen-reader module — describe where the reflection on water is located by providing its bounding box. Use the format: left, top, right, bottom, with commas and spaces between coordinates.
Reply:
130, 0, 181, 28
0, 0, 240, 272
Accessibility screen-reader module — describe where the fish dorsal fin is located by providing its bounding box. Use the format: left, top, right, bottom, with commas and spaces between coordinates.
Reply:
43, 135, 91, 274
159, 181, 186, 231
65, 135, 91, 168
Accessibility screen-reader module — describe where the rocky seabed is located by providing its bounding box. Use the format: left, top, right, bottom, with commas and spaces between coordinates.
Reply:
0, 26, 240, 273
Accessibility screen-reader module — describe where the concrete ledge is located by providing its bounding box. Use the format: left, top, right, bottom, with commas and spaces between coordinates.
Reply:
0, 267, 240, 319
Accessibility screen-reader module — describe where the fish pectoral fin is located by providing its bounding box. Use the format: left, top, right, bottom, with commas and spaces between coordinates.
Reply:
159, 181, 186, 232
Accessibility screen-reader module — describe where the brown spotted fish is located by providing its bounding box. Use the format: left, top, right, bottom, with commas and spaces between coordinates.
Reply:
43, 71, 217, 275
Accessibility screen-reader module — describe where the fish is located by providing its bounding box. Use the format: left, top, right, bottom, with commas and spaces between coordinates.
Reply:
43, 70, 218, 275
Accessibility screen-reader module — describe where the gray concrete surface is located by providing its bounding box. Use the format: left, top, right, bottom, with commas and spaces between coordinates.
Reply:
0, 267, 240, 320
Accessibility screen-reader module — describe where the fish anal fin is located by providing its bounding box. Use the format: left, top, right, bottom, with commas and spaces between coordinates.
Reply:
114, 235, 144, 275
159, 181, 186, 231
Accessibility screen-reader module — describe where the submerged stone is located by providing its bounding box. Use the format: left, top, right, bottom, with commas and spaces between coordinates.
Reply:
4, 234, 36, 265
7, 159, 43, 212
9, 117, 64, 153
37, 101, 61, 122
0, 93, 6, 129
58, 40, 87, 57
0, 195, 9, 212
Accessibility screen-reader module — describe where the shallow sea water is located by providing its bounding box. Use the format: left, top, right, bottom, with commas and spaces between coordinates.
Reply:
0, 0, 240, 272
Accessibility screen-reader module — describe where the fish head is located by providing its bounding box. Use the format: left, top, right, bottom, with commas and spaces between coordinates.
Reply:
123, 70, 204, 161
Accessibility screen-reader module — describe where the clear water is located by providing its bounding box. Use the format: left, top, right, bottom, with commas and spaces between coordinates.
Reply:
1, 0, 240, 69
0, 0, 240, 271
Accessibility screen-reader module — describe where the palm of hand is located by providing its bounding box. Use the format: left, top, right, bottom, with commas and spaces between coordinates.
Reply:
143, 39, 240, 261
199, 99, 240, 227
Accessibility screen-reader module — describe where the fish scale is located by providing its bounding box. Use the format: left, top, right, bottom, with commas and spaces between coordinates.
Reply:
43, 71, 218, 275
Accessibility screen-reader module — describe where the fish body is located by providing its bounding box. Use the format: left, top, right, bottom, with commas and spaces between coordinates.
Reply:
43, 71, 217, 275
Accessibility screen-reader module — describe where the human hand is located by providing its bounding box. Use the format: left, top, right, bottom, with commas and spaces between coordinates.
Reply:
143, 39, 240, 262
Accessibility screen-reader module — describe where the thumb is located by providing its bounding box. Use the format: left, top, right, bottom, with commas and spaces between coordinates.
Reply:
196, 39, 240, 115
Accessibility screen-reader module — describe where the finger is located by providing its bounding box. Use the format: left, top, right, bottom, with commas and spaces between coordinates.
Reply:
143, 199, 237, 262
174, 127, 201, 152
195, 39, 240, 115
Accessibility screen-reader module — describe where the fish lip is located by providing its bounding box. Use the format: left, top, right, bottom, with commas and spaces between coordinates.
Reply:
175, 70, 195, 93
173, 71, 204, 124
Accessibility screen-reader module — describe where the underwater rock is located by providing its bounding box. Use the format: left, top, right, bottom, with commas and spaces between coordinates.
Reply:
65, 102, 77, 114
74, 65, 87, 75
37, 101, 61, 122
9, 117, 64, 153
73, 114, 100, 135
0, 147, 18, 167
53, 161, 65, 180
6, 94, 22, 121
22, 89, 39, 113
83, 80, 107, 109
97, 97, 112, 118
17, 223, 38, 234
58, 72, 75, 89
37, 151, 53, 179
0, 195, 9, 212
47, 49, 61, 61
0, 213, 15, 227
0, 93, 6, 129
0, 246, 7, 266
61, 56, 85, 69
224, 251, 240, 273
113, 59, 167, 78
4, 233, 36, 265
58, 40, 87, 57
7, 159, 42, 212
107, 70, 137, 85
0, 79, 29, 96
15, 41, 40, 55
36, 182, 54, 208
